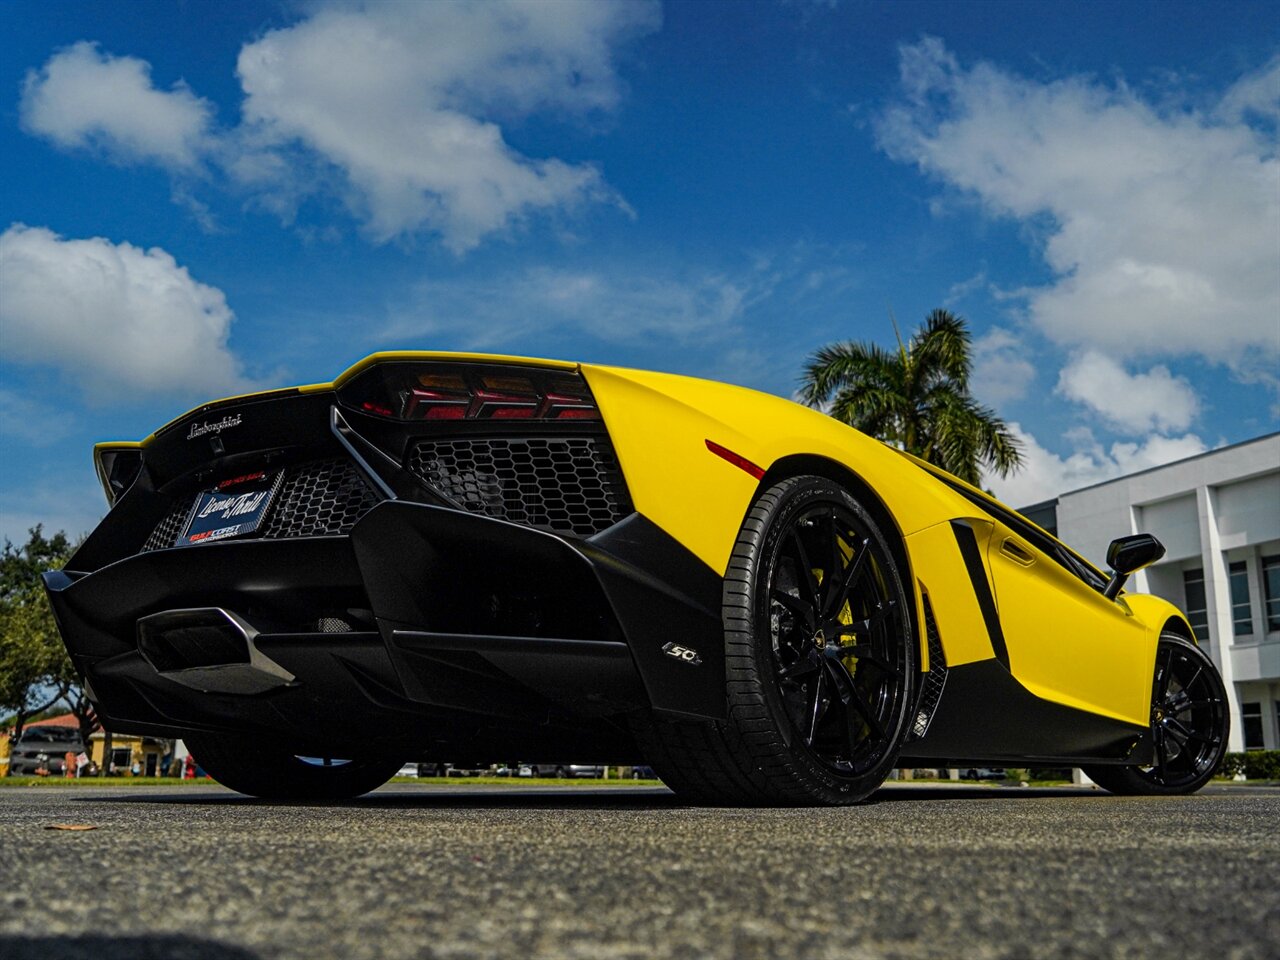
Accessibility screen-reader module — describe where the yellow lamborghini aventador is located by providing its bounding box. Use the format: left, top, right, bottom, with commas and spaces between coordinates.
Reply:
45, 352, 1229, 804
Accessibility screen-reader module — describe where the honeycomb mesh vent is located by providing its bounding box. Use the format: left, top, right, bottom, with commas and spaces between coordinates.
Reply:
262, 459, 380, 539
406, 436, 632, 537
141, 500, 194, 553
910, 594, 949, 741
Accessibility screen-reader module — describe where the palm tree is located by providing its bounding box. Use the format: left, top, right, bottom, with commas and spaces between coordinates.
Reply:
799, 309, 1022, 485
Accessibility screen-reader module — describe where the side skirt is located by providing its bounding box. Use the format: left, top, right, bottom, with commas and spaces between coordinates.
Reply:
898, 658, 1150, 764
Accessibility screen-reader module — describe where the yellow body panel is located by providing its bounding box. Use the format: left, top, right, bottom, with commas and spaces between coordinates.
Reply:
985, 520, 1154, 726
904, 520, 998, 667
581, 364, 969, 576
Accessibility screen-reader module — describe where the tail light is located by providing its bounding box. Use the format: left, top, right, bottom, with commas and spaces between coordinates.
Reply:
338, 362, 602, 423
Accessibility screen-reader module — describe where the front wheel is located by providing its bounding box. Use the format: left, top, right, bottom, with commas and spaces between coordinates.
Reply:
184, 734, 402, 800
636, 475, 917, 806
1083, 634, 1229, 796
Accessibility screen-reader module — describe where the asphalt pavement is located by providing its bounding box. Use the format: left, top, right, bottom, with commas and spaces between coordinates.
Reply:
1, 781, 1277, 960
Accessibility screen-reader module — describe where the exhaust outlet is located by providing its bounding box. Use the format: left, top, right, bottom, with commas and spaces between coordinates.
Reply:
137, 608, 294, 695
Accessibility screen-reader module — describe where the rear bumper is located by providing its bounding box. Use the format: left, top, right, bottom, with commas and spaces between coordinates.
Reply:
44, 501, 725, 758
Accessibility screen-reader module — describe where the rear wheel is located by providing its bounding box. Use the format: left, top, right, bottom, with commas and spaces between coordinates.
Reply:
184, 734, 402, 800
637, 475, 916, 806
1083, 634, 1229, 796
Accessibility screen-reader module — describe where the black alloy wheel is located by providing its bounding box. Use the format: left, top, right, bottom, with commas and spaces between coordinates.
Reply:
634, 475, 916, 805
1084, 634, 1229, 796
759, 489, 912, 779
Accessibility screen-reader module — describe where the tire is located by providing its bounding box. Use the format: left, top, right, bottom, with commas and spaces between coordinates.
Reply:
1083, 634, 1229, 796
635, 475, 917, 806
183, 734, 402, 800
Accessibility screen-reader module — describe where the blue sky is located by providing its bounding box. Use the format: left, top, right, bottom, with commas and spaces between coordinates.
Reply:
1, 0, 1277, 544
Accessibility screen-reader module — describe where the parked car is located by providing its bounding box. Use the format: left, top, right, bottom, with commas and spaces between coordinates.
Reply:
517, 764, 605, 779
8, 725, 85, 775
962, 767, 1007, 781
630, 765, 657, 780
396, 762, 420, 778
47, 350, 1228, 804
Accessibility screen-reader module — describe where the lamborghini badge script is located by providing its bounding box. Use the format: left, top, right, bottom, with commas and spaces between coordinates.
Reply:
663, 642, 703, 666
187, 414, 242, 440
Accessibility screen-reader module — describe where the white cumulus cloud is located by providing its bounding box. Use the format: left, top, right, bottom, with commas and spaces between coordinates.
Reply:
0, 224, 250, 401
986, 423, 1208, 507
20, 41, 214, 170
1056, 351, 1200, 434
234, 1, 657, 250
878, 38, 1280, 376
19, 3, 658, 252
971, 327, 1036, 405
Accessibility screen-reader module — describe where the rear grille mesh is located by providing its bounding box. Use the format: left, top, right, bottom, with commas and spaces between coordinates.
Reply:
140, 459, 379, 552
406, 436, 632, 537
262, 459, 380, 539
142, 501, 194, 553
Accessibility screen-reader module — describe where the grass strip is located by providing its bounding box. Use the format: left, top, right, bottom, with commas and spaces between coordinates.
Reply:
0, 775, 666, 788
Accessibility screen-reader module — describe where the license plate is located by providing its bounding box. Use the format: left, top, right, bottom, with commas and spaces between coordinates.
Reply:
178, 470, 283, 546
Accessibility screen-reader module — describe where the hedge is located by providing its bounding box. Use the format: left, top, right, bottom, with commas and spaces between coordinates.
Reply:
1219, 750, 1280, 780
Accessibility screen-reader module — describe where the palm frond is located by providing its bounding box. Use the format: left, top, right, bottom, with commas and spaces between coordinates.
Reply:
912, 308, 972, 385
799, 341, 898, 407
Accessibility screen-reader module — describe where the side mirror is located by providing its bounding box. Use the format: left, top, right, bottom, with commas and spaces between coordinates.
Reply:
1103, 533, 1166, 600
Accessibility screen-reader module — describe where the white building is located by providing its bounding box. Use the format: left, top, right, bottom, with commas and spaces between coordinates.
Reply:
1020, 432, 1280, 752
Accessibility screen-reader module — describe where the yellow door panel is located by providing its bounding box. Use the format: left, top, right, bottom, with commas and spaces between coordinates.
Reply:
904, 519, 997, 667
985, 521, 1153, 726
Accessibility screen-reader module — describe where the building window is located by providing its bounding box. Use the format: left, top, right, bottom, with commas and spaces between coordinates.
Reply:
1229, 561, 1253, 637
1242, 702, 1264, 750
1183, 569, 1210, 641
1263, 555, 1280, 632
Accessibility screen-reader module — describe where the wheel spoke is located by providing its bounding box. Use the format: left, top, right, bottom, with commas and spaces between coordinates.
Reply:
1163, 720, 1191, 747
1179, 698, 1219, 712
844, 701, 864, 757
826, 659, 886, 742
1183, 730, 1221, 746
780, 649, 821, 679
1155, 647, 1175, 705
1179, 664, 1203, 701
787, 530, 822, 611
806, 668, 828, 745
827, 511, 844, 604
824, 537, 870, 620
834, 600, 896, 638
828, 643, 901, 679
1153, 726, 1170, 782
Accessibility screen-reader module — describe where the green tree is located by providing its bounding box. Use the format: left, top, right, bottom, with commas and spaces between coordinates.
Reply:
1, 527, 72, 750
799, 309, 1023, 485
0, 526, 100, 771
